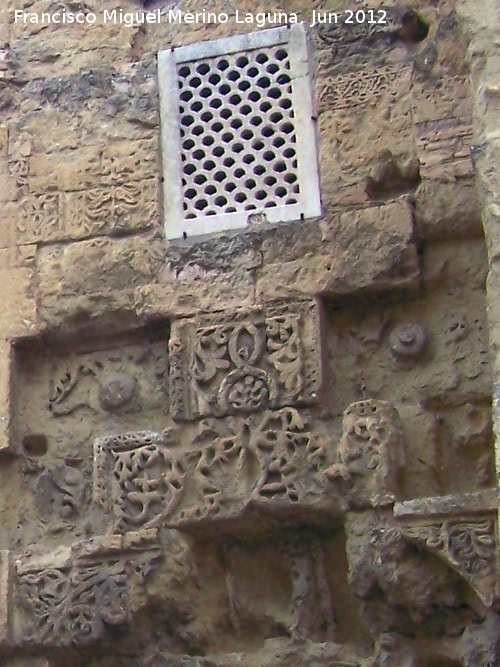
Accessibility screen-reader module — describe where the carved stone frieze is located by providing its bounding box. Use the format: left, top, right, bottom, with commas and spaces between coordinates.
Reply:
93, 410, 337, 534
65, 181, 158, 237
15, 181, 157, 245
93, 399, 407, 534
13, 529, 161, 647
169, 300, 322, 421
318, 65, 411, 113
394, 490, 499, 607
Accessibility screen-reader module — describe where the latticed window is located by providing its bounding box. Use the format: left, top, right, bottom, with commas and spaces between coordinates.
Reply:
158, 25, 321, 240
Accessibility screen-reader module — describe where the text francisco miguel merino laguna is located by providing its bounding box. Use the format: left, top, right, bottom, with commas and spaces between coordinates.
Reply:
14, 8, 388, 28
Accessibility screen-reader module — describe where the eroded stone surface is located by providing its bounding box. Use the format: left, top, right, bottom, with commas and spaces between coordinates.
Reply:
0, 0, 496, 666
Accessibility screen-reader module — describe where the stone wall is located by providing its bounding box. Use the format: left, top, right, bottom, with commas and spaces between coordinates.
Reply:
0, 0, 498, 666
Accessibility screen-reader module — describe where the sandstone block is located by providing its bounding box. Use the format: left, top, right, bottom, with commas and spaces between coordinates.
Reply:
414, 179, 482, 240
257, 200, 419, 301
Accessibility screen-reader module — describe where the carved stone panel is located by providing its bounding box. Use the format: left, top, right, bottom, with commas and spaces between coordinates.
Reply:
13, 530, 161, 647
93, 399, 407, 535
14, 331, 169, 461
169, 300, 322, 421
168, 408, 336, 530
326, 399, 405, 509
93, 430, 184, 533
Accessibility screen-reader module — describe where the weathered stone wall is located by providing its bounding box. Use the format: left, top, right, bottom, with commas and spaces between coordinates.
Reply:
0, 0, 498, 666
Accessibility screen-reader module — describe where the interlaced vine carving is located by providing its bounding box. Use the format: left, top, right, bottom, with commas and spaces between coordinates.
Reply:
169, 300, 322, 420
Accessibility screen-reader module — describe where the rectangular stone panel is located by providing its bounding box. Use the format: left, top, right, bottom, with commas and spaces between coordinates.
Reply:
169, 299, 322, 420
13, 328, 169, 462
92, 411, 341, 536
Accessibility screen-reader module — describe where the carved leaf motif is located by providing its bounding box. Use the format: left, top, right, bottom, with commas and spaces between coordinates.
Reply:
402, 523, 445, 551
191, 326, 231, 383
18, 568, 70, 642
16, 559, 131, 646
446, 520, 495, 576
219, 368, 271, 412
49, 369, 80, 410
266, 315, 303, 394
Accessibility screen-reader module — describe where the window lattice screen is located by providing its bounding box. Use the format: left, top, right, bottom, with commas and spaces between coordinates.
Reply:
159, 26, 321, 240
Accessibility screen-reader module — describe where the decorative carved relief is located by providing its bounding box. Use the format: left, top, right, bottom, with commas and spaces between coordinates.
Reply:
93, 399, 408, 533
14, 530, 161, 647
172, 408, 332, 528
17, 193, 62, 244
395, 491, 499, 607
169, 300, 322, 421
16, 336, 169, 463
389, 322, 427, 358
9, 158, 28, 188
399, 518, 498, 607
93, 409, 336, 534
65, 180, 158, 236
98, 372, 138, 412
93, 430, 184, 532
318, 66, 410, 113
326, 400, 405, 508
15, 182, 157, 246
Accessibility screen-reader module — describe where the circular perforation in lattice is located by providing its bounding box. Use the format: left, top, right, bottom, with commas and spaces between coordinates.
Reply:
177, 45, 300, 219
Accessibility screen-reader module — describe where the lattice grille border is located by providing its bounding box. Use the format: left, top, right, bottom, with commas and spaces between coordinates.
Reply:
159, 25, 321, 240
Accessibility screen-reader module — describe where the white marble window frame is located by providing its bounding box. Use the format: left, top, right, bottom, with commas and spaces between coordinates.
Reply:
158, 24, 321, 240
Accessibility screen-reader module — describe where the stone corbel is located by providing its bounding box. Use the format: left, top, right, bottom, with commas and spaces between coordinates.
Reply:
394, 489, 499, 608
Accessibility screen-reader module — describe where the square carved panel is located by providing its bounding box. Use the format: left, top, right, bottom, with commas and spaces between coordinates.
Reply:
169, 299, 322, 420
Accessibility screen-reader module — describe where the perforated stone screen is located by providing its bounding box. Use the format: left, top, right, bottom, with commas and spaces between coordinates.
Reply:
159, 25, 321, 240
